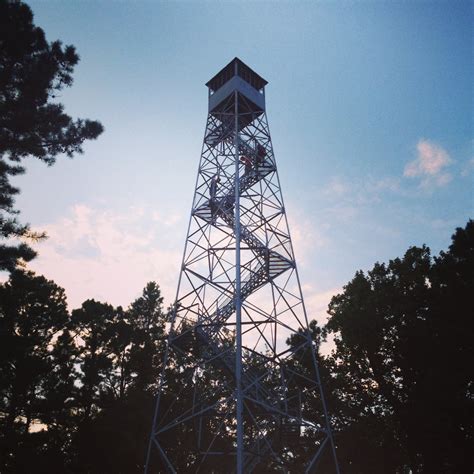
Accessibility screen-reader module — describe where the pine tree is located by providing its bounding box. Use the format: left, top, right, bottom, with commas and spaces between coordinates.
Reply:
0, 0, 103, 271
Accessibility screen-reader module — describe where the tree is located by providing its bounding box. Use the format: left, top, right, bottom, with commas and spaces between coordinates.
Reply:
0, 270, 72, 472
70, 283, 169, 474
325, 220, 473, 473
70, 300, 123, 423
0, 275, 171, 473
0, 0, 103, 271
127, 282, 167, 392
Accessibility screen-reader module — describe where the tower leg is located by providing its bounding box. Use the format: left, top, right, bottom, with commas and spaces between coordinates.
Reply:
234, 91, 244, 474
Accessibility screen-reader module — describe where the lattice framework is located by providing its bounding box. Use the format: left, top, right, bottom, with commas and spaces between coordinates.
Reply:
145, 60, 340, 474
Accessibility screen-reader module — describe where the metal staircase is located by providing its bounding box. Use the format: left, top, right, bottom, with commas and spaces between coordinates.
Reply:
171, 145, 293, 351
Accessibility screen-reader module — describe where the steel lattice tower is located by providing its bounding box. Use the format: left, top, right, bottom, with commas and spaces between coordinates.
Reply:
145, 58, 340, 474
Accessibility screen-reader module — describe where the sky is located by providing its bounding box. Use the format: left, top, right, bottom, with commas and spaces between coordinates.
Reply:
11, 0, 473, 325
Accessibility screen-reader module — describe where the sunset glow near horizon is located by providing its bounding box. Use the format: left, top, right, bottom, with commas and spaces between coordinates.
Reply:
10, 1, 473, 326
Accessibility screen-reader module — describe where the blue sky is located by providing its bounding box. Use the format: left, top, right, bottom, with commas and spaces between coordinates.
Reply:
14, 0, 473, 319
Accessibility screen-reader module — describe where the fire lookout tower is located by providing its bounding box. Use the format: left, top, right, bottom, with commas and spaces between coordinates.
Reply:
145, 58, 340, 473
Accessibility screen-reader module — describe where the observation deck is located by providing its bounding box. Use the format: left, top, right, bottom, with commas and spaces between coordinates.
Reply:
206, 58, 267, 125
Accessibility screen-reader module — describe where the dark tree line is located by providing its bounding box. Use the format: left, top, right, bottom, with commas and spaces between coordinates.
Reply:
0, 1, 472, 472
0, 274, 167, 473
1, 222, 472, 473
323, 220, 473, 473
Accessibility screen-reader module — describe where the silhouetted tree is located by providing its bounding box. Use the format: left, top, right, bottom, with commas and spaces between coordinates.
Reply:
0, 270, 72, 472
127, 282, 167, 392
0, 0, 103, 271
71, 300, 123, 422
325, 220, 474, 473
1, 223, 472, 473
70, 283, 169, 474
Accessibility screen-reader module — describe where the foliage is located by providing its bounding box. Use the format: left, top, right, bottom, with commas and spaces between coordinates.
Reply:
70, 283, 168, 473
0, 0, 103, 271
0, 222, 472, 472
0, 270, 71, 472
0, 274, 169, 473
325, 220, 473, 473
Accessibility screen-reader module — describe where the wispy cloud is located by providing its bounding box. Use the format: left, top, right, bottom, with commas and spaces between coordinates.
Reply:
322, 176, 349, 198
364, 176, 401, 194
404, 139, 453, 188
27, 204, 183, 309
321, 175, 402, 205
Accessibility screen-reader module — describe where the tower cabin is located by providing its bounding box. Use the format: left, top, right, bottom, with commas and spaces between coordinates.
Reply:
206, 58, 268, 132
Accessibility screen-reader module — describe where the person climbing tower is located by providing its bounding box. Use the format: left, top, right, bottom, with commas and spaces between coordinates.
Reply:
240, 154, 253, 175
256, 143, 267, 166
209, 174, 220, 223
210, 174, 219, 201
